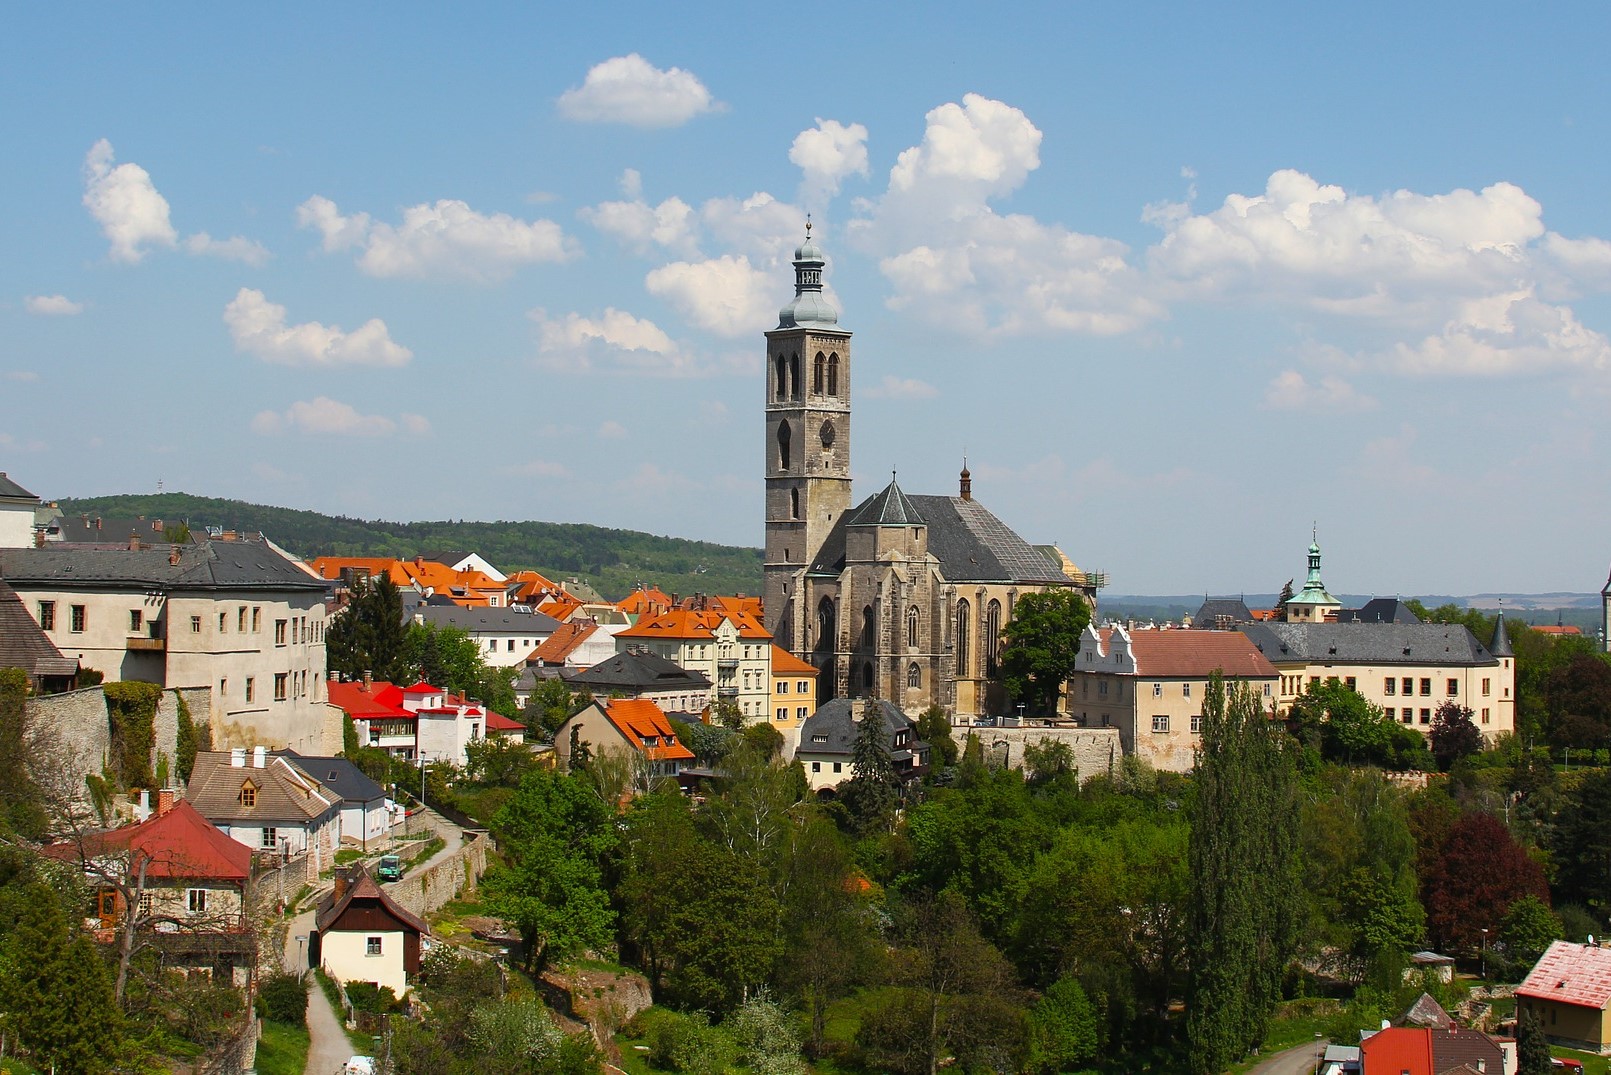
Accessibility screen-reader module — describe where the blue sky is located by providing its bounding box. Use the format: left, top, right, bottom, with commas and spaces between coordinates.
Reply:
4, 3, 1609, 596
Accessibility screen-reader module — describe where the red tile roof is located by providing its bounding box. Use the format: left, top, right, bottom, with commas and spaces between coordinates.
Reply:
316, 867, 428, 936
531, 621, 599, 664
616, 587, 673, 617
603, 698, 695, 762
1097, 628, 1279, 679
328, 680, 408, 718
1532, 625, 1583, 636
771, 646, 819, 677
617, 608, 771, 641
1517, 941, 1611, 1010
1360, 1027, 1434, 1075
485, 711, 525, 734
44, 799, 251, 882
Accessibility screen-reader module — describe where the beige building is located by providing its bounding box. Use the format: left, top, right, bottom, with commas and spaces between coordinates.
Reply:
1517, 941, 1611, 1053
553, 697, 695, 780
1069, 626, 1280, 772
0, 536, 331, 751
614, 605, 774, 722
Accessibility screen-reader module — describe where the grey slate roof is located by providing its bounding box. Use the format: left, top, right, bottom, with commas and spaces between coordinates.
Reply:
274, 751, 386, 807
1336, 598, 1421, 625
808, 490, 1068, 585
187, 751, 340, 825
0, 538, 329, 593
0, 578, 76, 677
1489, 612, 1514, 658
562, 649, 711, 693
797, 698, 928, 763
1239, 622, 1500, 667
1192, 598, 1254, 628
416, 605, 561, 634
53, 515, 170, 543
0, 472, 38, 501
845, 478, 923, 526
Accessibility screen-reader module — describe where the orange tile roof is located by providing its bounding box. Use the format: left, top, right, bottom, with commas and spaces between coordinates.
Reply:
603, 698, 695, 762
485, 711, 525, 734
310, 556, 400, 581
531, 621, 599, 664
1517, 941, 1611, 1010
534, 591, 583, 620
1533, 625, 1583, 636
617, 587, 674, 617
617, 608, 772, 641
1096, 628, 1279, 679
710, 595, 762, 618
771, 645, 819, 676
1359, 1027, 1434, 1075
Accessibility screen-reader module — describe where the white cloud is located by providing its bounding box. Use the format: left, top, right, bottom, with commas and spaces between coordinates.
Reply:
863, 375, 938, 400
580, 189, 698, 256
1385, 290, 1611, 376
700, 192, 805, 265
224, 288, 412, 368
82, 139, 177, 263
25, 294, 83, 316
645, 255, 775, 337
531, 306, 746, 377
556, 54, 720, 128
400, 414, 432, 436
1262, 370, 1378, 410
505, 459, 570, 478
888, 94, 1042, 202
0, 432, 47, 452
184, 232, 271, 266
250, 397, 398, 437
598, 420, 628, 439
791, 118, 869, 199
296, 195, 575, 280
3, 370, 40, 383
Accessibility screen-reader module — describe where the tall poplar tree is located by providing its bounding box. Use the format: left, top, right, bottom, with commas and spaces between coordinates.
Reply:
1186, 673, 1302, 1073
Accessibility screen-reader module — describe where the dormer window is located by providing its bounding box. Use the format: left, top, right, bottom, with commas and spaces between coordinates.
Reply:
238, 782, 258, 808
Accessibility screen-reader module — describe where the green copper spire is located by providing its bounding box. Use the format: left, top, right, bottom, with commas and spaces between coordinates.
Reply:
1286, 531, 1339, 611
777, 218, 839, 329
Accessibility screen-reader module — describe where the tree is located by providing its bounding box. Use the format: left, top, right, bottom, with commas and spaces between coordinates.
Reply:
1502, 894, 1563, 967
915, 705, 958, 768
1288, 679, 1431, 770
837, 699, 899, 835
1187, 674, 1303, 1074
1422, 811, 1548, 950
1429, 701, 1484, 772
524, 678, 578, 739
1546, 652, 1611, 749
1517, 1006, 1551, 1075
995, 590, 1091, 714
325, 573, 408, 682
1027, 977, 1099, 1074
1550, 769, 1611, 915
1022, 737, 1077, 783
0, 667, 46, 838
0, 882, 121, 1074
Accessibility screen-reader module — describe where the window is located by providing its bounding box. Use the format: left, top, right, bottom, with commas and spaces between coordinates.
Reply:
1420, 708, 1431, 725
219, 612, 227, 632
1182, 682, 1191, 698
191, 615, 202, 633
129, 609, 144, 632
1263, 683, 1272, 696
245, 678, 255, 703
274, 673, 288, 701
238, 783, 256, 808
1447, 678, 1459, 697
1481, 707, 1490, 724
1419, 678, 1432, 697
275, 620, 287, 645
70, 604, 86, 632
488, 640, 497, 651
955, 599, 970, 674
238, 606, 247, 632
1384, 678, 1396, 696
138, 892, 154, 917
1482, 677, 1491, 696
777, 422, 792, 470
37, 601, 54, 630
188, 889, 207, 915
1152, 715, 1170, 733
1098, 680, 1109, 697
252, 607, 261, 632
1190, 716, 1202, 734
366, 936, 383, 957
798, 680, 809, 693
985, 599, 1002, 676
827, 353, 839, 396
811, 761, 821, 772
260, 827, 277, 849
907, 605, 919, 649
1344, 676, 1356, 691
1402, 677, 1413, 695
813, 352, 825, 393
777, 681, 787, 694
219, 677, 227, 697
907, 663, 922, 689
797, 706, 808, 719
776, 707, 787, 721
832, 762, 842, 773
1153, 683, 1162, 698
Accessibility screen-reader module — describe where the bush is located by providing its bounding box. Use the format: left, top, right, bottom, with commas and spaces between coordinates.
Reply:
257, 972, 308, 1025
345, 981, 403, 1014
631, 1008, 736, 1075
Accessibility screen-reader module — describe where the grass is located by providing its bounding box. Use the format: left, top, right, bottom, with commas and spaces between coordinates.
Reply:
284, 883, 313, 916
255, 1019, 311, 1075
403, 835, 446, 871
335, 849, 364, 865
1554, 1047, 1611, 1075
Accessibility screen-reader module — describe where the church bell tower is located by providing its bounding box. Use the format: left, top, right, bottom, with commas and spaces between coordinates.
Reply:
764, 224, 852, 653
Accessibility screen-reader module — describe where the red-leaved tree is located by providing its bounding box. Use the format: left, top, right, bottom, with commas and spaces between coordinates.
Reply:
1421, 811, 1548, 950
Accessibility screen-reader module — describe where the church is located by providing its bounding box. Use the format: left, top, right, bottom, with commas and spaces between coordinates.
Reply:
761, 227, 1095, 718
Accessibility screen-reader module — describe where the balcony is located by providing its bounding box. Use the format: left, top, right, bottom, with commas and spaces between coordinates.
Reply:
717, 658, 740, 672
126, 623, 166, 652
716, 686, 740, 699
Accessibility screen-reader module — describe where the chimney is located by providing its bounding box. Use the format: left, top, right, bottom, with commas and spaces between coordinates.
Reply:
959, 462, 972, 501
333, 868, 351, 903
156, 788, 178, 815
129, 534, 141, 551
168, 547, 181, 566
362, 670, 373, 691
96, 516, 102, 530
230, 747, 246, 768
252, 746, 266, 768
34, 528, 45, 548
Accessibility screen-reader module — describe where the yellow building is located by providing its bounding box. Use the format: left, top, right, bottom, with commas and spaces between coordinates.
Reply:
769, 644, 819, 749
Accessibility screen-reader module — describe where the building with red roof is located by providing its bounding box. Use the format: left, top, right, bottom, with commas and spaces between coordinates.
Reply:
554, 697, 695, 782
1356, 1025, 1507, 1075
328, 676, 521, 765
312, 865, 429, 995
1070, 625, 1279, 772
616, 602, 775, 723
1517, 940, 1611, 1052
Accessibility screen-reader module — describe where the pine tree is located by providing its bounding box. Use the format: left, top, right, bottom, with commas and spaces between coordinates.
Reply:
838, 700, 898, 835
0, 884, 121, 1073
1186, 673, 1303, 1073
1517, 1007, 1551, 1075
325, 573, 407, 682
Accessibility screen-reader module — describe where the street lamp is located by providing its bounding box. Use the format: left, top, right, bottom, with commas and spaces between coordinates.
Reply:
1480, 927, 1489, 981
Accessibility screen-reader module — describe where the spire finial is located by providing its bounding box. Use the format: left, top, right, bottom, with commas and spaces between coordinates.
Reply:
805, 214, 812, 238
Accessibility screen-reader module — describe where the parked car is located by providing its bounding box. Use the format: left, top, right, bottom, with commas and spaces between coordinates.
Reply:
377, 854, 402, 882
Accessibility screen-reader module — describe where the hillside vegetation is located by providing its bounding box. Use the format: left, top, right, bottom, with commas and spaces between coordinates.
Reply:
58, 493, 762, 601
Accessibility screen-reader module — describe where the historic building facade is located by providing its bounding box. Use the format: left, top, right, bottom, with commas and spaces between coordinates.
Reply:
762, 228, 1094, 717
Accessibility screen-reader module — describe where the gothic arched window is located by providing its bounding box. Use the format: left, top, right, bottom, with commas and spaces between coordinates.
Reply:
907, 662, 922, 689
955, 599, 971, 675
907, 605, 920, 649
790, 487, 800, 519
791, 353, 802, 399
985, 599, 1003, 676
861, 605, 875, 649
813, 352, 825, 394
815, 597, 836, 653
776, 422, 792, 471
774, 354, 787, 399
862, 663, 875, 694
827, 353, 840, 396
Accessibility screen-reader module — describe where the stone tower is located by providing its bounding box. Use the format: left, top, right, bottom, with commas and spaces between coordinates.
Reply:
763, 224, 853, 653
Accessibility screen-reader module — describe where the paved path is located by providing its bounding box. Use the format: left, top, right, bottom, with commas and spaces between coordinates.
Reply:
1247, 1039, 1329, 1075
303, 975, 353, 1075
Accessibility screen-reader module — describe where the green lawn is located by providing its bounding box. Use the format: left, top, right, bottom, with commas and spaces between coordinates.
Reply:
256, 1019, 311, 1075
1554, 1046, 1611, 1075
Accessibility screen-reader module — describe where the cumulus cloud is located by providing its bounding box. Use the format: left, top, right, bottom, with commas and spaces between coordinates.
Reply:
852, 94, 1158, 337
250, 397, 406, 437
579, 172, 698, 256
1263, 370, 1378, 411
224, 288, 412, 368
296, 195, 576, 280
645, 255, 775, 337
25, 294, 83, 316
1385, 290, 1611, 376
184, 232, 271, 266
791, 118, 869, 199
531, 306, 746, 377
863, 375, 938, 400
700, 192, 805, 265
557, 54, 720, 128
82, 139, 177, 262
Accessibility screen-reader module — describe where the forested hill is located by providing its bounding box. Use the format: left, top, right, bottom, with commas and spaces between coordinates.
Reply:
57, 493, 762, 601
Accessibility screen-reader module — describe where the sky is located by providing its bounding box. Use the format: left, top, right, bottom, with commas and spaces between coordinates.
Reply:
4, 3, 1610, 597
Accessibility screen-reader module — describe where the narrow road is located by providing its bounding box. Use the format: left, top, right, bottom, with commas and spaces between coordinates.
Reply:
303, 974, 352, 1075
1247, 1038, 1329, 1075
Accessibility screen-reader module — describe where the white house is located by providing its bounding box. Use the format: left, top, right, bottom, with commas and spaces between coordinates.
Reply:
0, 472, 41, 548
186, 748, 341, 873
414, 605, 560, 668
312, 866, 427, 995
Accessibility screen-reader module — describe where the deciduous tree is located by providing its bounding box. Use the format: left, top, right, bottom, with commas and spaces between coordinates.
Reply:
995, 590, 1091, 714
1422, 811, 1548, 950
1429, 701, 1484, 771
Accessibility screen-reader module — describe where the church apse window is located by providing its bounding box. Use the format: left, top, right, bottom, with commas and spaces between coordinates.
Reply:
955, 599, 971, 675
907, 662, 922, 689
827, 353, 840, 396
777, 422, 792, 471
985, 599, 1003, 676
907, 605, 919, 649
791, 353, 802, 399
861, 605, 876, 649
813, 352, 825, 394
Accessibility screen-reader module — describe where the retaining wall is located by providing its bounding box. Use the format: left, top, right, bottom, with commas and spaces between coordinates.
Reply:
387, 831, 489, 921
954, 723, 1123, 778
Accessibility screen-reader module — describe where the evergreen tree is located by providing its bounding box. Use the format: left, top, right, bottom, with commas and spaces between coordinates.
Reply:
1186, 673, 1303, 1074
1517, 1007, 1551, 1075
0, 667, 46, 838
0, 883, 121, 1073
325, 573, 407, 682
838, 699, 898, 835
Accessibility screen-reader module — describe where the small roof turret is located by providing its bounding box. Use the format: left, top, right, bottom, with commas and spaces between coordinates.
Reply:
777, 219, 839, 329
1490, 608, 1514, 658
848, 473, 923, 527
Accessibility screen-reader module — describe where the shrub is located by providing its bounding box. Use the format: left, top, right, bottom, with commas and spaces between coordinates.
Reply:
345, 981, 402, 1014
632, 1008, 737, 1075
257, 973, 308, 1025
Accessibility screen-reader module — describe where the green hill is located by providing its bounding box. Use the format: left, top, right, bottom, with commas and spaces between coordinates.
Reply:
57, 493, 762, 602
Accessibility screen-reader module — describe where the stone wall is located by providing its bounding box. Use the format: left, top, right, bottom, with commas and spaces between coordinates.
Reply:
387, 831, 489, 921
953, 723, 1122, 779
27, 684, 216, 790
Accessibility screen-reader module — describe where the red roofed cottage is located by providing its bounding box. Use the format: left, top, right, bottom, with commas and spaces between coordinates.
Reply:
1517, 940, 1611, 1052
